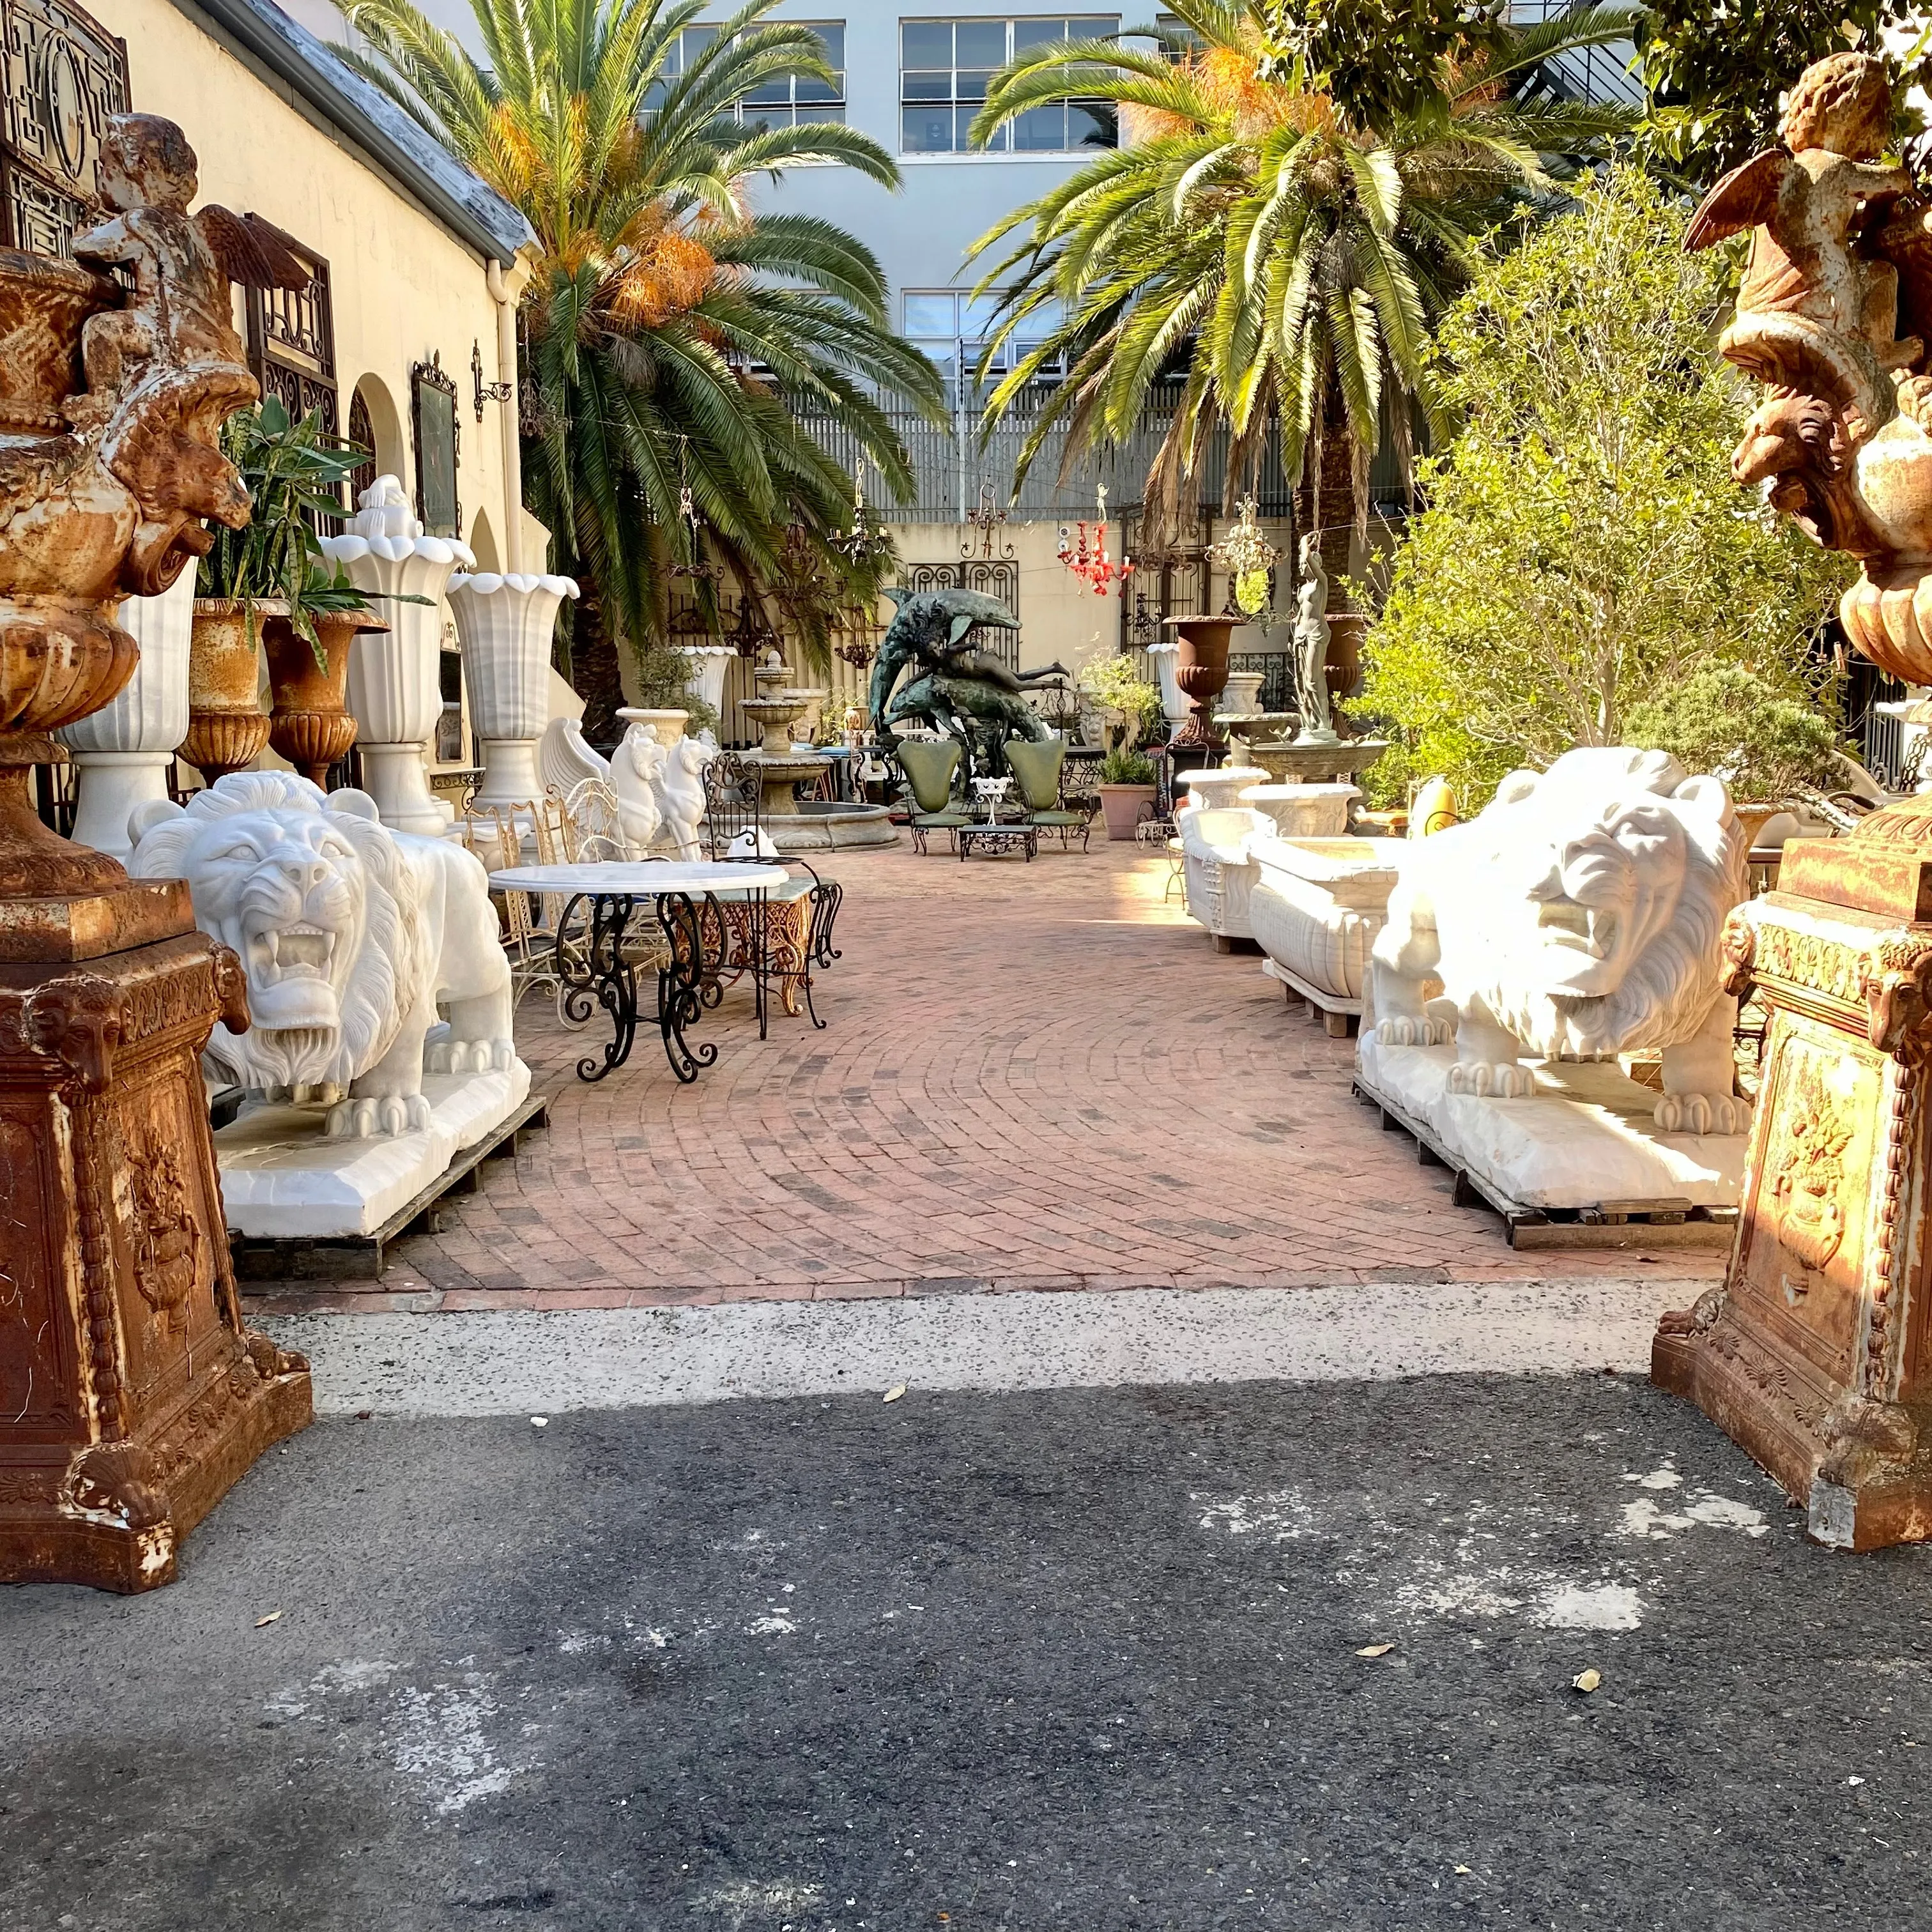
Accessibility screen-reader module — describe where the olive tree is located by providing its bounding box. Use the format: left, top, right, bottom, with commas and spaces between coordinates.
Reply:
1354, 167, 1852, 806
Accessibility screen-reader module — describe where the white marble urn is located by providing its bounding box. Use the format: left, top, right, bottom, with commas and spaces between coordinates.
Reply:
319, 475, 474, 833
447, 570, 580, 812
1143, 640, 1190, 732
677, 643, 737, 730
56, 567, 199, 859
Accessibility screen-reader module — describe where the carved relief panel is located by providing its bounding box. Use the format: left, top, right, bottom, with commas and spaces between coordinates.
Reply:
0, 0, 128, 257
0, 1106, 78, 1436
1731, 1018, 1885, 1388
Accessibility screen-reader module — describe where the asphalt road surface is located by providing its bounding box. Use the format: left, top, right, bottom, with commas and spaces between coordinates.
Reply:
4, 1372, 1930, 1931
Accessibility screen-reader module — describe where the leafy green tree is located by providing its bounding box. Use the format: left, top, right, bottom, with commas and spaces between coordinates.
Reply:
1634, 1, 1927, 187
1624, 665, 1845, 804
966, 0, 1632, 613
341, 0, 942, 735
1356, 167, 1853, 806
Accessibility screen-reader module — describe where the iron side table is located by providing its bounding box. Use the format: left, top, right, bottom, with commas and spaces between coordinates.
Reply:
490, 861, 787, 1083
956, 822, 1038, 862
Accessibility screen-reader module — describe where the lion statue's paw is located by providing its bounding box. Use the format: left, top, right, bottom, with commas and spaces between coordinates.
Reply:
1376, 1014, 1455, 1048
1447, 1059, 1533, 1099
428, 1036, 518, 1076
1655, 1091, 1751, 1136
325, 1092, 434, 1140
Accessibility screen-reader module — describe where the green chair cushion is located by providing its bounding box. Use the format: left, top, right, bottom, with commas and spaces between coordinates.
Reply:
1004, 737, 1067, 811
896, 739, 962, 814
1026, 810, 1089, 827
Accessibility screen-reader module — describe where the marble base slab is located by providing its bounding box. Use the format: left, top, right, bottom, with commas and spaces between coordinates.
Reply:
215, 1062, 532, 1238
1356, 1036, 1745, 1213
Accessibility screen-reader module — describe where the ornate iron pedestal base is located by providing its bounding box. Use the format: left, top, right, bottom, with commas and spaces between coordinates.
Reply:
1653, 806, 1932, 1549
0, 920, 312, 1592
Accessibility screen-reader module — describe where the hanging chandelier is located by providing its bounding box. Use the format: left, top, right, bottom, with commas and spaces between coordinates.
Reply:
833, 457, 893, 569
1209, 494, 1279, 616
1056, 485, 1133, 596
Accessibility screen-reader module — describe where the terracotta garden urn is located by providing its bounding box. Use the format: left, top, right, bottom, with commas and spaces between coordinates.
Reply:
319, 475, 473, 833
1097, 781, 1158, 841
1164, 613, 1238, 747
263, 607, 384, 785
181, 597, 276, 782
56, 567, 198, 859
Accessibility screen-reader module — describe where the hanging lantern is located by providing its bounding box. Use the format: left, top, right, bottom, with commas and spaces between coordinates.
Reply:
1058, 486, 1134, 595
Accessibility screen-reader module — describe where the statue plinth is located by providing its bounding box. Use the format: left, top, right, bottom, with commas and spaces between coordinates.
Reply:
0, 115, 318, 1590
1654, 806, 1932, 1547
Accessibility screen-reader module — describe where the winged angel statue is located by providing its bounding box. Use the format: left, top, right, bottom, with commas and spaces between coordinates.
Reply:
1689, 52, 1932, 683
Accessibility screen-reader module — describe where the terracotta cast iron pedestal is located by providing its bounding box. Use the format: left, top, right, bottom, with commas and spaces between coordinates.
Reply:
0, 864, 312, 1591
1654, 808, 1932, 1549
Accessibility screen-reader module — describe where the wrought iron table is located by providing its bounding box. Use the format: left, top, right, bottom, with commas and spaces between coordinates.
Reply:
491, 861, 787, 1083
956, 822, 1038, 862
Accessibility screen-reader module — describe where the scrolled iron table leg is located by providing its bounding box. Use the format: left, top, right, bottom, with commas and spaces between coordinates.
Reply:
657, 891, 719, 1084
572, 891, 641, 1082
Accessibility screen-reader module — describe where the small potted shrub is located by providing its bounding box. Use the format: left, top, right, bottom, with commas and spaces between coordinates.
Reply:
187, 397, 381, 783
1625, 666, 1847, 850
1096, 745, 1158, 841
1078, 654, 1163, 753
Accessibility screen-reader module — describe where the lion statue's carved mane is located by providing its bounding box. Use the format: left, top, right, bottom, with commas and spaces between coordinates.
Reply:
1367, 747, 1751, 1133
129, 771, 517, 1138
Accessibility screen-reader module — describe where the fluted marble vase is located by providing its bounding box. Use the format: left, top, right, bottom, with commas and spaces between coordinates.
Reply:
1143, 640, 1190, 734
55, 567, 198, 859
677, 643, 737, 732
446, 571, 580, 813
319, 475, 473, 834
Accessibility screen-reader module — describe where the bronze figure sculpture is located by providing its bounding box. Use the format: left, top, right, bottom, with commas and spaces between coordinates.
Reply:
868, 586, 1066, 778
0, 114, 312, 1591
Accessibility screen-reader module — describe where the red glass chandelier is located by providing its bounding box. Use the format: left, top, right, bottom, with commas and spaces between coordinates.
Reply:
1057, 485, 1134, 595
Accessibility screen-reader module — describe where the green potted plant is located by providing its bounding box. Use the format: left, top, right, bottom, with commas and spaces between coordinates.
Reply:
1078, 654, 1163, 754
1624, 665, 1848, 850
1096, 744, 1159, 842
185, 397, 380, 783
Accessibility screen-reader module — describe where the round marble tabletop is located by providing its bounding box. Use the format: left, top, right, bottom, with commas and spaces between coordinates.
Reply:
488, 861, 790, 894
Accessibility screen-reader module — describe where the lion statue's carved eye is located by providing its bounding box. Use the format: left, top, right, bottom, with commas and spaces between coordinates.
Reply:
205, 841, 260, 864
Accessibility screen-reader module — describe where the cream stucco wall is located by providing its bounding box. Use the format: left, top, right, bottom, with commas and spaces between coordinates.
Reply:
99, 0, 530, 771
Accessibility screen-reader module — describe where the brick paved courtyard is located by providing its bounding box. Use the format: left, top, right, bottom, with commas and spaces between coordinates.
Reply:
249, 839, 1725, 1312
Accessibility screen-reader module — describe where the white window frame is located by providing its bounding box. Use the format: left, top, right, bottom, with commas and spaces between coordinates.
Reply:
899, 16, 1119, 155
649, 21, 847, 126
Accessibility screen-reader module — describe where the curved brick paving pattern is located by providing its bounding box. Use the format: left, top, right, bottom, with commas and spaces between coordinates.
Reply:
248, 844, 1725, 1312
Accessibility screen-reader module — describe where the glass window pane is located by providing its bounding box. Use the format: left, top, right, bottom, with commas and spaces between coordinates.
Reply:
1012, 102, 1067, 149
1011, 17, 1065, 49
745, 76, 790, 102
741, 105, 794, 132
904, 293, 958, 333
901, 20, 953, 66
903, 103, 956, 148
901, 69, 951, 99
1071, 98, 1115, 146
961, 103, 997, 148
809, 22, 844, 66
907, 337, 958, 379
956, 68, 993, 100
960, 294, 1002, 334
955, 19, 1007, 65
797, 74, 842, 101
682, 25, 718, 57
815, 101, 845, 121
1070, 15, 1119, 34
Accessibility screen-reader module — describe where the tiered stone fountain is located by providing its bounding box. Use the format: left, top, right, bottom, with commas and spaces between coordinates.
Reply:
737, 650, 896, 850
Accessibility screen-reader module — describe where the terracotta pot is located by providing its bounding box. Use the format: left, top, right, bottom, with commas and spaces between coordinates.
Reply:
1733, 802, 1784, 855
1164, 614, 1239, 748
263, 608, 383, 785
1097, 781, 1158, 841
181, 598, 275, 782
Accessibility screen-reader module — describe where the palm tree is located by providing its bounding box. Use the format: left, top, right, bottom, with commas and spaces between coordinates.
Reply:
341, 0, 944, 735
966, 3, 1634, 627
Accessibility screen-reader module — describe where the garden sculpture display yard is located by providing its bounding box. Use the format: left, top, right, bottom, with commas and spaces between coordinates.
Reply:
0, 115, 312, 1591
868, 587, 1066, 779
1658, 51, 1932, 1547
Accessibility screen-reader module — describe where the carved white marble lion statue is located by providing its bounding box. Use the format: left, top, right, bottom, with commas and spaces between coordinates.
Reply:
128, 772, 518, 1138
1367, 747, 1750, 1133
